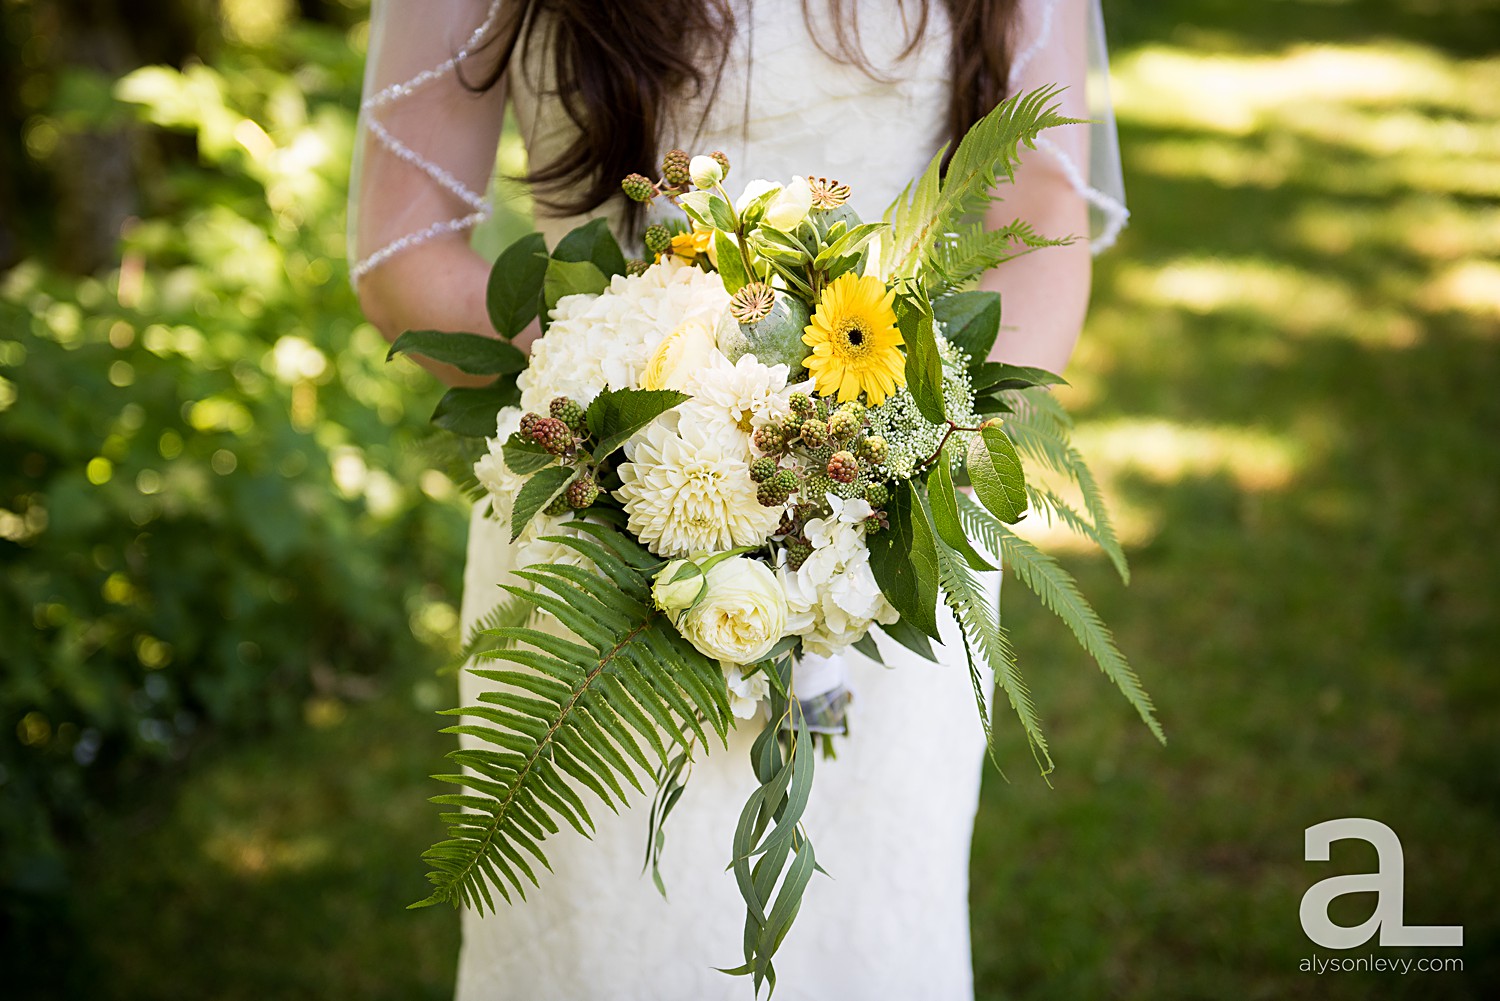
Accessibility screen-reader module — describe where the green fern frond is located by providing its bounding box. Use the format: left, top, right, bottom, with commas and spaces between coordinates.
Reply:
883, 85, 1083, 282
928, 218, 1072, 294
931, 522, 1053, 773
958, 494, 1165, 745
457, 590, 535, 666
414, 523, 733, 913
1022, 484, 1130, 584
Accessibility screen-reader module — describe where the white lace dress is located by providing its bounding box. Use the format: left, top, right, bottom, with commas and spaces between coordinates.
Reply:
351, 2, 1125, 997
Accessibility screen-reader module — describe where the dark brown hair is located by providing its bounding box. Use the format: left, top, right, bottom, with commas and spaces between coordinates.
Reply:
471, 0, 1021, 222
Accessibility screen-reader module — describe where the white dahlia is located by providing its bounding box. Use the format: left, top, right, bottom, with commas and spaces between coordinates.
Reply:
678, 351, 809, 452
777, 494, 897, 656
617, 420, 783, 558
517, 258, 730, 412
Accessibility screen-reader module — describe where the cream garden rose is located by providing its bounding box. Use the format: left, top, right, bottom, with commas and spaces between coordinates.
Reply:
640, 315, 718, 392
676, 557, 787, 666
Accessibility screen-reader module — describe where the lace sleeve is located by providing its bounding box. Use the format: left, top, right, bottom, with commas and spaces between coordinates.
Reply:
1009, 0, 1129, 254
348, 0, 508, 285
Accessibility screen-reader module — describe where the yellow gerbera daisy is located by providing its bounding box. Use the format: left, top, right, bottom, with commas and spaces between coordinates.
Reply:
801, 273, 906, 405
665, 227, 712, 265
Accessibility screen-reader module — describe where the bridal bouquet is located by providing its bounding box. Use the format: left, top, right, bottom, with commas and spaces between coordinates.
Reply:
392, 87, 1161, 992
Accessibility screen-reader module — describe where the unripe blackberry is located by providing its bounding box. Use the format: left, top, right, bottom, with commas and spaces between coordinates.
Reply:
661, 149, 691, 186
837, 401, 866, 422
752, 423, 789, 456
799, 419, 830, 449
528, 416, 575, 455
519, 412, 545, 438
772, 468, 798, 494
785, 539, 814, 571
643, 224, 672, 256
621, 173, 656, 203
856, 434, 888, 465
757, 478, 792, 507
749, 457, 778, 483
801, 472, 835, 502
565, 471, 600, 509
828, 408, 861, 440
788, 393, 815, 419
710, 150, 731, 179
827, 450, 859, 484
863, 482, 890, 508
626, 258, 650, 276
544, 492, 572, 517
549, 396, 586, 431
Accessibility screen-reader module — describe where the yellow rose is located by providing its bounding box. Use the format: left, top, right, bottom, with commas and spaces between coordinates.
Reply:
640, 315, 718, 391
677, 557, 787, 666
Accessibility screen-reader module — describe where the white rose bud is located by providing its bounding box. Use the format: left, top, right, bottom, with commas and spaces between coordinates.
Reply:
677, 557, 787, 666
764, 175, 813, 231
689, 154, 724, 190
653, 559, 706, 613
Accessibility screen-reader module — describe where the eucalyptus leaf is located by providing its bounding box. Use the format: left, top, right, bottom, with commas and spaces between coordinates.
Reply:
486, 232, 548, 338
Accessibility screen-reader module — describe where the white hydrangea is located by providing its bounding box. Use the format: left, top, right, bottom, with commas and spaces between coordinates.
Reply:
724, 663, 770, 720
676, 351, 809, 453
617, 419, 784, 558
517, 258, 730, 412
473, 406, 526, 523
777, 494, 897, 656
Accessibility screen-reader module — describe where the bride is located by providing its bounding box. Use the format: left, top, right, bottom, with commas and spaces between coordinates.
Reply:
350, 1, 1125, 997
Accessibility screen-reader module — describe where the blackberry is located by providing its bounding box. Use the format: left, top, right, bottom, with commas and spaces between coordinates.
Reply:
856, 435, 887, 466
528, 416, 575, 455
799, 419, 830, 449
785, 539, 814, 571
788, 393, 815, 419
643, 224, 672, 256
828, 407, 861, 440
565, 471, 600, 509
863, 482, 890, 508
549, 396, 586, 431
757, 479, 791, 507
621, 173, 656, 203
753, 423, 789, 456
710, 150, 731, 179
827, 451, 859, 484
749, 457, 778, 483
661, 149, 691, 186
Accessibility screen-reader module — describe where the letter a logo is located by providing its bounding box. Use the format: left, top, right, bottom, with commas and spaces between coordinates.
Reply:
1300, 818, 1463, 948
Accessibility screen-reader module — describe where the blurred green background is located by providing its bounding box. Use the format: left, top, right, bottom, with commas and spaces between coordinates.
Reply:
1, 0, 1496, 997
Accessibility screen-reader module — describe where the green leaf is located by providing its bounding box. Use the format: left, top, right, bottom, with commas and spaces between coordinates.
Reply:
851, 632, 883, 664
867, 481, 941, 639
543, 258, 608, 311
895, 290, 945, 424
967, 422, 1028, 523
431, 380, 521, 437
812, 221, 886, 271
707, 195, 738, 233
714, 230, 749, 294
928, 445, 996, 571
551, 217, 627, 278
509, 466, 574, 543
878, 616, 940, 662
934, 290, 1001, 363
970, 362, 1066, 393
586, 387, 690, 459
486, 233, 549, 338
501, 435, 556, 476
388, 329, 527, 376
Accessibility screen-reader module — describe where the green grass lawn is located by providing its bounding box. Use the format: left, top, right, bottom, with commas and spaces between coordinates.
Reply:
32, 0, 1500, 998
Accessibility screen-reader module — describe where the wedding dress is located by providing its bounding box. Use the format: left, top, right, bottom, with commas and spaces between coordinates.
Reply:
350, 2, 1125, 998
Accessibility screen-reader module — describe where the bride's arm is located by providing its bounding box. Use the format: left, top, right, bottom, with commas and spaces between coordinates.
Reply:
979, 0, 1094, 375
350, 1, 527, 386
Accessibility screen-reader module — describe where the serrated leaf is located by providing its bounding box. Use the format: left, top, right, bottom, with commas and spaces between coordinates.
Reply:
387, 329, 528, 376
501, 435, 555, 475
543, 258, 608, 311
431, 380, 521, 437
967, 423, 1028, 523
509, 466, 574, 543
934, 290, 1001, 363
867, 481, 941, 639
929, 445, 996, 571
551, 217, 627, 278
586, 387, 690, 459
486, 233, 548, 338
895, 290, 945, 424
